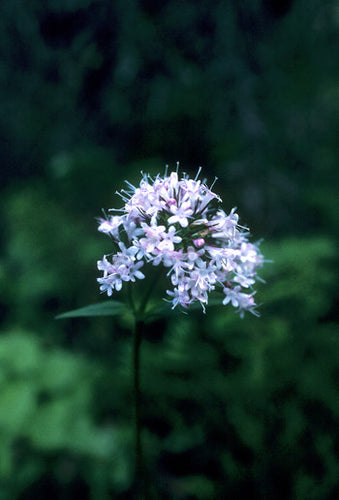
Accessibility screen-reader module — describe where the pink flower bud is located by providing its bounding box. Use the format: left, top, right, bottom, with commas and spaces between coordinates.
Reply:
193, 238, 205, 248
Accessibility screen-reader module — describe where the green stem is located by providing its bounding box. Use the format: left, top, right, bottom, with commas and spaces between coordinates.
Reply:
131, 271, 160, 498
133, 317, 146, 499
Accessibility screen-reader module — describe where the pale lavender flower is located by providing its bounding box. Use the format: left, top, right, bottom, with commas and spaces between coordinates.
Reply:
98, 216, 122, 236
97, 246, 145, 295
167, 200, 194, 227
97, 167, 264, 315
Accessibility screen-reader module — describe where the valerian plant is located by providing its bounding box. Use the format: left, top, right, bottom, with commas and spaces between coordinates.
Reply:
97, 167, 263, 315
58, 165, 264, 499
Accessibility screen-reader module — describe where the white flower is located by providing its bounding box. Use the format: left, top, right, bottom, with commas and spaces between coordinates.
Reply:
97, 167, 264, 315
157, 226, 182, 251
139, 224, 167, 253
233, 274, 255, 288
167, 200, 194, 227
97, 248, 145, 295
98, 216, 122, 235
166, 283, 191, 309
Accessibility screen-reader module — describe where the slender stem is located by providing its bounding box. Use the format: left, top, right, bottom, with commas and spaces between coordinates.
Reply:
132, 272, 159, 499
133, 317, 146, 499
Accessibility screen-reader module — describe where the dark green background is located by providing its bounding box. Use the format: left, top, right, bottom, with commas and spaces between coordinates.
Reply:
0, 1, 338, 498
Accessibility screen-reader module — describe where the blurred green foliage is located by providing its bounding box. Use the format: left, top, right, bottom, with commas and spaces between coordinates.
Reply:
0, 0, 338, 498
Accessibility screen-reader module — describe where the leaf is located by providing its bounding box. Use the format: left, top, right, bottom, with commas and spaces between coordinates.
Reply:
56, 300, 128, 319
56, 295, 222, 322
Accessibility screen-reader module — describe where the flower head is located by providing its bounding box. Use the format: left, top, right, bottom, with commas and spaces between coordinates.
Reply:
97, 167, 264, 315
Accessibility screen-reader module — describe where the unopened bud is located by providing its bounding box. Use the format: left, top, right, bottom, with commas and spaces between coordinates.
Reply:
193, 238, 205, 248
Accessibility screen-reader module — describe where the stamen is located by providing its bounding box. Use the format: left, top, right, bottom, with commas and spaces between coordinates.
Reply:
210, 176, 218, 190
115, 190, 129, 202
124, 180, 136, 191
194, 166, 202, 181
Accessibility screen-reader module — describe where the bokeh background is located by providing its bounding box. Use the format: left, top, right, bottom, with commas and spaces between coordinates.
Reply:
0, 0, 338, 498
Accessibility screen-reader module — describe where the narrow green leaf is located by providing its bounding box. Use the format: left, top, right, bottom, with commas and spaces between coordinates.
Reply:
56, 301, 128, 319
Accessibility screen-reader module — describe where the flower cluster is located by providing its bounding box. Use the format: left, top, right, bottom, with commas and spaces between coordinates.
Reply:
97, 168, 264, 315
